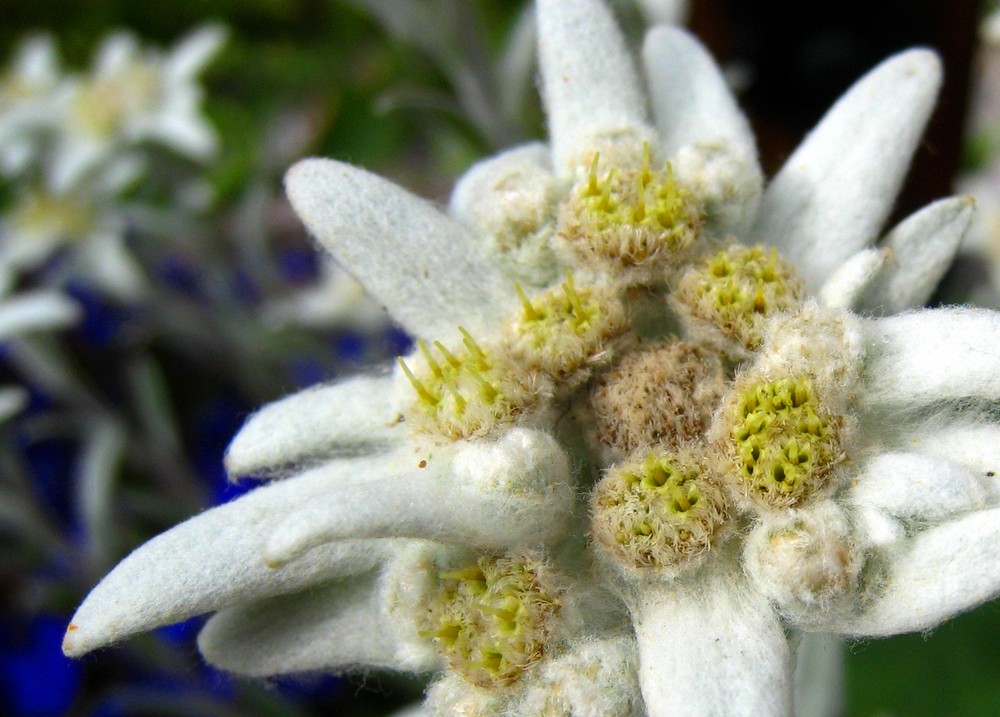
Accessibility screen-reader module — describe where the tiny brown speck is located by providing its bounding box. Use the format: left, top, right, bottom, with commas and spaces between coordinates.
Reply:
67, 624, 78, 632
419, 459, 428, 468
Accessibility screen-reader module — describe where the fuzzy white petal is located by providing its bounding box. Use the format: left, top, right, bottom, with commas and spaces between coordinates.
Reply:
285, 158, 518, 343
749, 50, 942, 291
861, 309, 1000, 407
263, 428, 574, 565
890, 420, 1000, 478
643, 26, 763, 233
63, 457, 401, 657
846, 452, 997, 525
825, 506, 1000, 636
0, 290, 80, 338
77, 419, 126, 570
817, 247, 888, 310
198, 572, 436, 676
859, 196, 974, 313
75, 232, 147, 301
224, 373, 403, 479
147, 112, 218, 159
165, 25, 227, 81
632, 556, 793, 717
536, 0, 651, 174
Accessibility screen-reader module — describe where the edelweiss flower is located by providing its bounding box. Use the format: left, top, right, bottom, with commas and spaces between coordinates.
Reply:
48, 25, 225, 191
0, 164, 146, 300
0, 35, 61, 175
64, 2, 1000, 716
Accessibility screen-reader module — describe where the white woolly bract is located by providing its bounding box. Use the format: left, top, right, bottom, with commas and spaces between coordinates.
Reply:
631, 553, 793, 717
197, 568, 438, 676
224, 373, 403, 479
643, 26, 762, 234
536, 0, 654, 175
62, 456, 405, 657
860, 308, 1000, 408
817, 247, 888, 310
261, 428, 575, 565
285, 158, 519, 344
748, 49, 942, 292
858, 196, 974, 314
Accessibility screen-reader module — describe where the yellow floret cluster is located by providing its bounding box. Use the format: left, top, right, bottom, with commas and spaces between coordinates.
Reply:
504, 271, 627, 381
398, 330, 539, 441
591, 450, 729, 572
672, 243, 804, 352
724, 377, 843, 510
557, 144, 704, 274
419, 554, 561, 689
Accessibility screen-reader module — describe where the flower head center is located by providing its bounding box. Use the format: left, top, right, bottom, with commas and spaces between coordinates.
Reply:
558, 143, 704, 272
673, 244, 804, 352
726, 377, 842, 509
592, 450, 729, 572
419, 554, 560, 688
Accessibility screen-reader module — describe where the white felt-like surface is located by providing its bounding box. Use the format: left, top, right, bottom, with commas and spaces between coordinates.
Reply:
198, 572, 437, 675
63, 456, 403, 657
643, 25, 762, 233
860, 196, 974, 314
820, 506, 1000, 637
749, 50, 941, 292
846, 451, 998, 523
818, 247, 887, 310
0, 289, 80, 338
632, 557, 793, 717
263, 428, 575, 564
861, 309, 1000, 407
536, 0, 650, 174
224, 373, 403, 479
285, 158, 518, 344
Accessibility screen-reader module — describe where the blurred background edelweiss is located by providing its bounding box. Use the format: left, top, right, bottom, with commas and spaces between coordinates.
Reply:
0, 0, 996, 715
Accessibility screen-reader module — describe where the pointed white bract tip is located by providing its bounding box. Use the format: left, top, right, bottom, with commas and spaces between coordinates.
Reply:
285, 158, 517, 343
535, 0, 651, 175
168, 24, 227, 80
859, 196, 974, 314
61, 623, 87, 658
61, 461, 394, 658
223, 374, 401, 480
643, 25, 763, 233
750, 47, 942, 292
0, 289, 81, 339
818, 247, 888, 310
